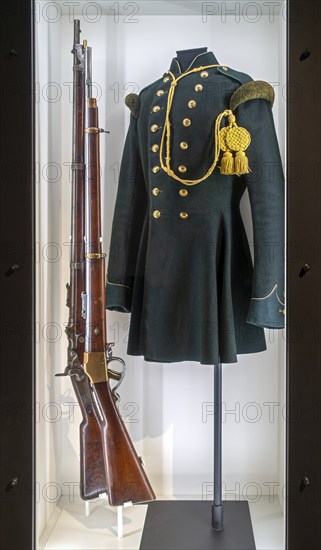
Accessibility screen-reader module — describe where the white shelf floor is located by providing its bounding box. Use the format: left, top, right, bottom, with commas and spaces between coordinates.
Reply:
41, 495, 284, 550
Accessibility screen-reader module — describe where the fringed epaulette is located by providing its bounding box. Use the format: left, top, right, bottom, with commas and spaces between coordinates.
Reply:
124, 93, 140, 119
230, 80, 275, 111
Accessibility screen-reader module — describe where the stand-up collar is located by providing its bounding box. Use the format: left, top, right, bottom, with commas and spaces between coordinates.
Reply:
169, 51, 220, 75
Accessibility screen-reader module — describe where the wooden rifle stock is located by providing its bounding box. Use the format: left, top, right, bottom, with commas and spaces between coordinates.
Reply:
83, 96, 155, 506
71, 373, 107, 500
93, 380, 155, 505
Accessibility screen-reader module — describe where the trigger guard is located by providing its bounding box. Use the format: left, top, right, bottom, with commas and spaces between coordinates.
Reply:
107, 356, 126, 397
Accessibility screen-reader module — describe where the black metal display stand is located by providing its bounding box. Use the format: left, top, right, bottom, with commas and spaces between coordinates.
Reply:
140, 364, 256, 550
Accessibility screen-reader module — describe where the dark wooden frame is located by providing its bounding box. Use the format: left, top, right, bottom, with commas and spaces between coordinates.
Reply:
0, 0, 320, 548
0, 1, 35, 549
286, 1, 321, 548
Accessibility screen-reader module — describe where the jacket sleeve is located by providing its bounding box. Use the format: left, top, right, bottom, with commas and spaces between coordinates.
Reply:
236, 97, 285, 329
106, 112, 147, 312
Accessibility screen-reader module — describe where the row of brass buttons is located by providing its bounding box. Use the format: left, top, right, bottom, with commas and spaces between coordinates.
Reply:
151, 71, 212, 175
152, 166, 187, 174
152, 120, 194, 132
152, 187, 188, 197
153, 210, 189, 219
151, 142, 188, 153
154, 99, 196, 111
178, 80, 202, 170
151, 82, 203, 133
162, 66, 229, 83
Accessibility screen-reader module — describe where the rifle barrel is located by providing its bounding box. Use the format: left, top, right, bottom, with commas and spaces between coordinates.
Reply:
86, 46, 93, 99
74, 19, 80, 45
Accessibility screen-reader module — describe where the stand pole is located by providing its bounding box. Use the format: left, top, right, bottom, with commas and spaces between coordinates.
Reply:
212, 362, 224, 531
139, 362, 256, 549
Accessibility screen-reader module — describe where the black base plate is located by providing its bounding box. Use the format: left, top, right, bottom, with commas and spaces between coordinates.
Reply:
139, 500, 256, 550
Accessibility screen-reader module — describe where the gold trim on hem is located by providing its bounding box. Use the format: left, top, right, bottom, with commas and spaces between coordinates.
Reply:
251, 284, 285, 306
106, 276, 132, 291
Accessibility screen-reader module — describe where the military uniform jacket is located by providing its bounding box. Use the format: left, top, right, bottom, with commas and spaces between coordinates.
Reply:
106, 51, 285, 365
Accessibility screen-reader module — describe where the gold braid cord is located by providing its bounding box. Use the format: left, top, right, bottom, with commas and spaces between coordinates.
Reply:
159, 65, 252, 186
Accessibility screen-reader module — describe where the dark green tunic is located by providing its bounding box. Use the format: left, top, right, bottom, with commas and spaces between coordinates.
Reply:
106, 51, 285, 365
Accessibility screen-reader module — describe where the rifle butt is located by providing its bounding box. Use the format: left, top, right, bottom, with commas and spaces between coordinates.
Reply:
93, 381, 156, 507
71, 376, 108, 500
79, 417, 107, 501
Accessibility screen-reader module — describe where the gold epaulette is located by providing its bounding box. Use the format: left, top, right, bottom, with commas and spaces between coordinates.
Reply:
124, 93, 140, 119
230, 80, 275, 111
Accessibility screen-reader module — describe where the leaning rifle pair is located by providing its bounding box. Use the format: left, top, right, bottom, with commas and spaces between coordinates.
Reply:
56, 19, 155, 507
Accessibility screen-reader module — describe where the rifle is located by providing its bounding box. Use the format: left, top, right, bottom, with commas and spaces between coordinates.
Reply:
56, 20, 155, 507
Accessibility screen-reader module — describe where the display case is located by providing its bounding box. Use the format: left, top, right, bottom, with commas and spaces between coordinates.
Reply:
35, 2, 286, 548
1, 1, 321, 550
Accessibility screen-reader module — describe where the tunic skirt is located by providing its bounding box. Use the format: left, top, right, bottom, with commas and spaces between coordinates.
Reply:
106, 51, 285, 365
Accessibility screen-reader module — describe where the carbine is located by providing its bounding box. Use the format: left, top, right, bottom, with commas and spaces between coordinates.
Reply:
56, 19, 155, 507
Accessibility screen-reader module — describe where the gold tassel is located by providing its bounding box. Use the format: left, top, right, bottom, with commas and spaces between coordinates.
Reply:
234, 151, 250, 174
220, 151, 234, 174
218, 111, 252, 176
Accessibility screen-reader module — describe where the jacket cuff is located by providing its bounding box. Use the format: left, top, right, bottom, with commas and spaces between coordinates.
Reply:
246, 284, 285, 329
106, 281, 132, 313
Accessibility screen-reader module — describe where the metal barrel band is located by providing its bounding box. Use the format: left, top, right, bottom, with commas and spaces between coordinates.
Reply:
85, 252, 106, 259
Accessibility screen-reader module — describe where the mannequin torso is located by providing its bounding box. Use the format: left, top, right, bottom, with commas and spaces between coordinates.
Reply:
175, 47, 207, 72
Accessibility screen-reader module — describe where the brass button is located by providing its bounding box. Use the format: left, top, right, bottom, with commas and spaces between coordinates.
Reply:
180, 212, 189, 219
178, 165, 187, 173
152, 105, 161, 113
157, 89, 165, 96
151, 144, 159, 152
153, 210, 161, 219
180, 142, 189, 150
179, 189, 188, 197
195, 84, 203, 92
188, 100, 196, 109
222, 66, 229, 71
183, 118, 191, 127
152, 187, 161, 196
163, 76, 170, 82
151, 124, 159, 133
200, 71, 209, 78
152, 166, 160, 174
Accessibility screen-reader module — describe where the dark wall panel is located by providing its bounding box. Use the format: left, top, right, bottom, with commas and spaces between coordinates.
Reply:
0, 1, 35, 549
286, 1, 321, 548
